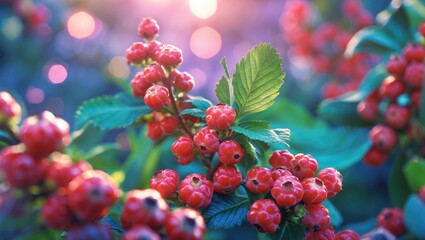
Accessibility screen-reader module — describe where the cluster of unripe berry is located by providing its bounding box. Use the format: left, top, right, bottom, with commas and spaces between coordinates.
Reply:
358, 22, 425, 166
280, 0, 373, 99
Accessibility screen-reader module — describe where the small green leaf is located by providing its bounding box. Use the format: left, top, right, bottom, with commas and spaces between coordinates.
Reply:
75, 92, 151, 130
404, 159, 425, 193
404, 195, 425, 239
99, 215, 124, 234
180, 108, 206, 118
377, 4, 412, 46
404, 0, 425, 37
231, 120, 289, 146
233, 44, 285, 119
69, 123, 105, 152
281, 222, 306, 240
220, 57, 231, 79
322, 199, 343, 228
215, 76, 231, 105
388, 152, 411, 207
202, 193, 250, 230
84, 143, 121, 174
184, 96, 213, 111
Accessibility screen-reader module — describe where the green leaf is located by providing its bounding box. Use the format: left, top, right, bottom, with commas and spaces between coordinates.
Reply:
404, 159, 425, 193
280, 222, 306, 240
69, 123, 105, 152
184, 96, 213, 111
75, 92, 151, 130
215, 77, 231, 105
179, 108, 205, 118
202, 193, 250, 230
84, 144, 121, 174
322, 199, 343, 228
233, 44, 285, 119
221, 57, 231, 79
377, 4, 412, 46
389, 152, 411, 207
230, 134, 259, 172
99, 215, 124, 234
404, 195, 425, 239
231, 120, 290, 146
404, 0, 425, 37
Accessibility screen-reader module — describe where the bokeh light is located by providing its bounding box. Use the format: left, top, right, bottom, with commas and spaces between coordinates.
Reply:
1, 16, 22, 40
67, 11, 96, 39
188, 68, 207, 89
48, 64, 68, 84
189, 0, 217, 19
107, 57, 130, 79
190, 27, 222, 59
26, 87, 44, 104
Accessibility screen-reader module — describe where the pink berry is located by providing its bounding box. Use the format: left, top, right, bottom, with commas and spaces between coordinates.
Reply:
144, 85, 169, 111
268, 149, 294, 170
205, 104, 236, 130
217, 140, 245, 165
369, 124, 397, 151
384, 104, 410, 129
138, 17, 159, 40
193, 127, 220, 154
291, 154, 318, 180
245, 166, 273, 194
302, 177, 327, 205
317, 168, 343, 198
154, 44, 183, 67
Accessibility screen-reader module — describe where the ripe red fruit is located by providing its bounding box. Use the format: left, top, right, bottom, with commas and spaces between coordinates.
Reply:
410, 90, 422, 109
369, 124, 397, 151
271, 176, 303, 207
121, 225, 161, 240
0, 147, 47, 188
213, 165, 242, 194
121, 189, 169, 230
357, 97, 379, 122
147, 40, 163, 58
46, 160, 92, 188
386, 56, 406, 76
217, 140, 245, 165
67, 170, 120, 221
305, 226, 336, 240
165, 208, 206, 240
245, 166, 273, 194
41, 192, 75, 230
384, 104, 410, 129
150, 169, 179, 198
171, 70, 195, 92
291, 154, 318, 180
0, 91, 21, 125
66, 223, 113, 240
126, 42, 149, 65
342, 0, 362, 17
317, 168, 343, 198
268, 149, 294, 170
205, 104, 236, 130
302, 204, 331, 231
404, 62, 424, 89
171, 136, 194, 165
403, 43, 425, 62
130, 72, 153, 98
160, 115, 179, 135
154, 44, 183, 67
419, 22, 425, 37
271, 168, 294, 181
193, 127, 220, 154
179, 173, 214, 209
336, 229, 360, 240
19, 111, 70, 157
377, 208, 406, 236
363, 147, 388, 166
247, 199, 281, 233
138, 18, 159, 40
302, 177, 327, 205
144, 85, 169, 111
142, 63, 166, 84
379, 76, 406, 100
147, 120, 164, 141
418, 185, 425, 204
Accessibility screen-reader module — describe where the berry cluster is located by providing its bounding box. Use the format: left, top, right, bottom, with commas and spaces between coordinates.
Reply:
280, 0, 374, 99
358, 23, 425, 166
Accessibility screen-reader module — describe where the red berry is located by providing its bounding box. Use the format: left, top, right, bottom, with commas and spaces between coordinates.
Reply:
356, 11, 374, 28
67, 170, 120, 221
411, 90, 421, 109
179, 173, 214, 209
131, 72, 153, 98
271, 176, 303, 207
154, 44, 183, 67
245, 166, 273, 194
268, 149, 294, 170
404, 62, 424, 89
121, 189, 169, 230
363, 147, 388, 166
342, 0, 362, 17
302, 177, 327, 204
144, 85, 169, 111
150, 169, 179, 198
271, 168, 293, 181
403, 43, 425, 62
336, 229, 360, 240
419, 22, 425, 37
193, 127, 220, 154
138, 18, 159, 40
377, 208, 406, 236
172, 70, 195, 92
357, 97, 379, 122
384, 104, 410, 129
213, 165, 242, 194
379, 76, 406, 100
317, 168, 343, 198
291, 154, 318, 180
302, 204, 331, 231
0, 91, 21, 125
305, 226, 336, 240
0, 147, 47, 188
46, 160, 92, 188
66, 223, 113, 240
361, 227, 395, 240
126, 42, 149, 65
121, 225, 161, 240
418, 185, 425, 204
217, 140, 245, 165
205, 104, 236, 130
171, 136, 194, 165
147, 120, 164, 141
147, 40, 163, 59
160, 115, 179, 135
41, 192, 75, 230
142, 63, 166, 84
165, 208, 206, 240
247, 199, 281, 233
386, 56, 406, 76
369, 124, 397, 151
19, 111, 70, 157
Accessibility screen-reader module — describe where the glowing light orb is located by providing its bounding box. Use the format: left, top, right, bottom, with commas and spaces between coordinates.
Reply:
48, 64, 67, 84
190, 27, 221, 59
189, 0, 217, 19
26, 87, 44, 104
107, 57, 130, 79
67, 11, 95, 39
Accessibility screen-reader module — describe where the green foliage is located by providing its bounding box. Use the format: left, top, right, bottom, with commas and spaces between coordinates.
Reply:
75, 92, 151, 130
404, 159, 425, 193
69, 123, 105, 152
268, 221, 306, 240
202, 193, 250, 230
83, 143, 121, 174
388, 153, 411, 207
230, 134, 260, 172
346, 27, 401, 57
215, 58, 233, 105
404, 195, 425, 239
180, 96, 214, 118
231, 120, 290, 147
